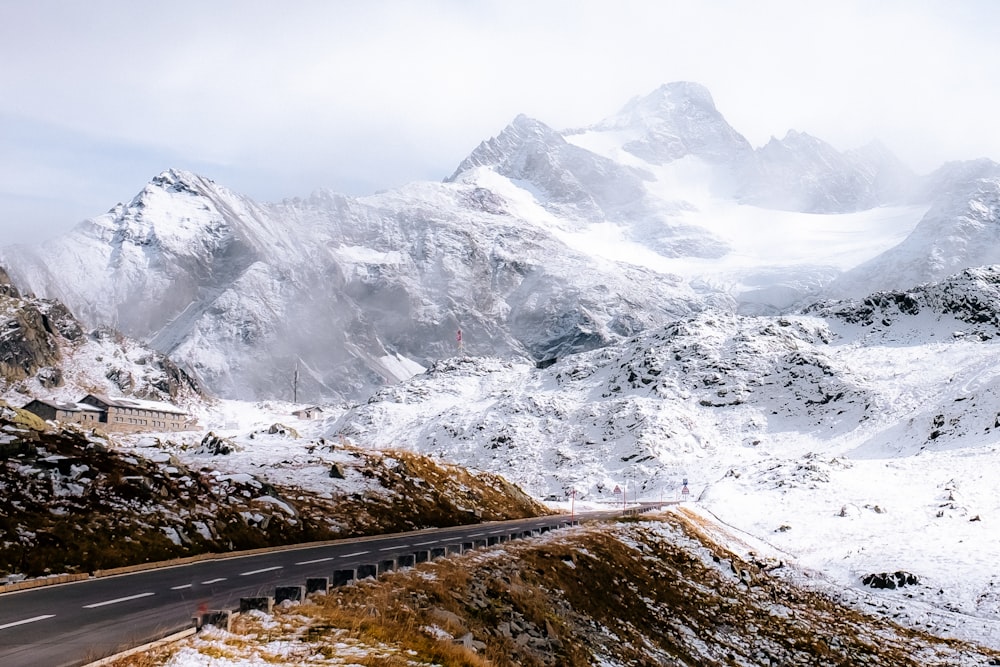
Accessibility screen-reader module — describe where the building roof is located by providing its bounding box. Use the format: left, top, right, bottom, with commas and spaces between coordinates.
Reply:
80, 394, 188, 415
24, 399, 105, 413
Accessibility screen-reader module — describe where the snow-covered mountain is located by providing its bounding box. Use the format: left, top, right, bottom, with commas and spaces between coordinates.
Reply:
0, 167, 708, 401
827, 160, 1000, 298
1, 81, 995, 401
740, 131, 915, 212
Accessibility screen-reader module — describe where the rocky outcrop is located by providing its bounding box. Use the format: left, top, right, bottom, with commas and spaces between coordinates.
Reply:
0, 264, 201, 402
810, 266, 1000, 336
863, 571, 920, 589
0, 270, 62, 383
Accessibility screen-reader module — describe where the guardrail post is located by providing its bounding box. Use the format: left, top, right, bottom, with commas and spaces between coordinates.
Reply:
378, 559, 396, 574
306, 577, 330, 594
333, 568, 356, 587
397, 554, 415, 569
275, 585, 306, 604
198, 610, 232, 631
357, 564, 377, 579
430, 547, 446, 560
240, 596, 274, 614
414, 550, 430, 563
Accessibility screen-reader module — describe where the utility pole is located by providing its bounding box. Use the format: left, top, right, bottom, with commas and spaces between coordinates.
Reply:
293, 361, 299, 404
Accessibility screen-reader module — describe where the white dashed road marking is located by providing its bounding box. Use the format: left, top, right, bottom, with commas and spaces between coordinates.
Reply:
83, 592, 155, 609
200, 578, 226, 585
295, 557, 334, 565
0, 615, 55, 630
239, 566, 283, 576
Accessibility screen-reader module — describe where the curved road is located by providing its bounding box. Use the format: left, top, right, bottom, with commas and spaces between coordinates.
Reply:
0, 509, 647, 667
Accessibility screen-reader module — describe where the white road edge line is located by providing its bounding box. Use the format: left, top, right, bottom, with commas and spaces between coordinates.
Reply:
200, 578, 226, 585
170, 584, 193, 590
295, 557, 334, 565
379, 545, 407, 552
239, 566, 284, 576
0, 614, 55, 631
340, 551, 369, 558
83, 592, 155, 609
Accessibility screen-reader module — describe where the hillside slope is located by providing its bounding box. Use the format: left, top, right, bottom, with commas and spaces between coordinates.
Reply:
129, 509, 1000, 666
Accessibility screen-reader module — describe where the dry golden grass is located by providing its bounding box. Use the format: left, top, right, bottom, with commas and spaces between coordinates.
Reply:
285, 511, 1000, 666
110, 509, 1000, 666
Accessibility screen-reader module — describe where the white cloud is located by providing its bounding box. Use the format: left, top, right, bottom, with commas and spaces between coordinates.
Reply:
1, 0, 999, 242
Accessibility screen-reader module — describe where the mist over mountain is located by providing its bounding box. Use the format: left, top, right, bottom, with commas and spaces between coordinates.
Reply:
1, 82, 997, 402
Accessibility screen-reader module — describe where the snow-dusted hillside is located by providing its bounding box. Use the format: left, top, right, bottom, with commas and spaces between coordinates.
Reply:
327, 268, 1000, 646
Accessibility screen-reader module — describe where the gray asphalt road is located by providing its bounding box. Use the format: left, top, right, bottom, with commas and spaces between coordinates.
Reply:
0, 509, 642, 667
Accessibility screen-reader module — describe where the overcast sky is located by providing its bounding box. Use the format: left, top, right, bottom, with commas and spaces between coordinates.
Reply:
2, 0, 998, 243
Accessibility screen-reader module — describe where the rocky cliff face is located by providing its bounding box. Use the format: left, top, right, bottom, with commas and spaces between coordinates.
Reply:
0, 267, 71, 386
0, 264, 201, 403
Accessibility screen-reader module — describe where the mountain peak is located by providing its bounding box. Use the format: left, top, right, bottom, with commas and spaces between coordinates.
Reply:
639, 81, 718, 112
447, 115, 564, 181
148, 168, 216, 196
592, 81, 751, 165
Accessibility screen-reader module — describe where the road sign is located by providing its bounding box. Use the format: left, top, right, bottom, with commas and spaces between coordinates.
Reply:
613, 485, 621, 494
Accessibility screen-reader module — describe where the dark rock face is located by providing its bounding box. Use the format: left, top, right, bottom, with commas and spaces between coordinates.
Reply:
862, 571, 920, 589
0, 264, 202, 402
810, 266, 1000, 334
0, 299, 62, 382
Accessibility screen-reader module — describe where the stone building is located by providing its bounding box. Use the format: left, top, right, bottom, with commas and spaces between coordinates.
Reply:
22, 394, 192, 433
20, 399, 105, 426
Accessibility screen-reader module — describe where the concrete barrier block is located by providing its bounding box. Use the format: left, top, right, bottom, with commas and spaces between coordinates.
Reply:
430, 547, 446, 559
275, 585, 306, 604
378, 559, 396, 574
333, 569, 356, 587
397, 554, 415, 569
446, 544, 462, 555
487, 536, 500, 546
414, 550, 430, 564
240, 596, 274, 614
199, 610, 232, 631
306, 577, 330, 594
357, 563, 377, 579
474, 539, 488, 549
